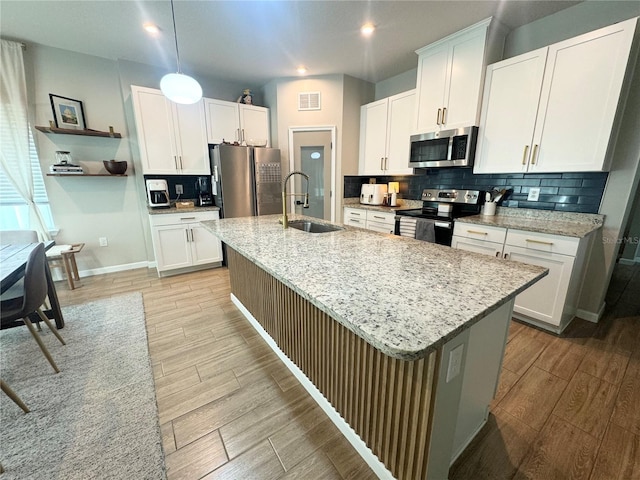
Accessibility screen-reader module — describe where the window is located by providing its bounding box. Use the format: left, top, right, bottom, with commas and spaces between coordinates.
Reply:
0, 125, 55, 231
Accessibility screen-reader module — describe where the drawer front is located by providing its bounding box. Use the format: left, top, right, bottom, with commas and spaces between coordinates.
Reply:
343, 207, 366, 222
150, 210, 219, 227
453, 222, 507, 244
505, 229, 579, 256
367, 221, 395, 234
367, 211, 396, 225
345, 217, 366, 229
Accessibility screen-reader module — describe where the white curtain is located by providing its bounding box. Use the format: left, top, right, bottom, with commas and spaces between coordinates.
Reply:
0, 39, 50, 240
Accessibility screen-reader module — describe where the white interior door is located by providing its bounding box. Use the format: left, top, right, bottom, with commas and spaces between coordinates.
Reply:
288, 127, 336, 221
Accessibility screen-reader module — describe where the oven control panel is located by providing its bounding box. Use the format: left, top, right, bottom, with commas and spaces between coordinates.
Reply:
421, 189, 481, 205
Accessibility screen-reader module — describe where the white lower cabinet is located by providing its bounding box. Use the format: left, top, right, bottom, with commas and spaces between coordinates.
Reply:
343, 207, 395, 234
453, 222, 590, 333
149, 211, 223, 276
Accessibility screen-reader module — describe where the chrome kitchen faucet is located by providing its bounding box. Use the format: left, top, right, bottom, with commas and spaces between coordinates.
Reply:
281, 171, 309, 228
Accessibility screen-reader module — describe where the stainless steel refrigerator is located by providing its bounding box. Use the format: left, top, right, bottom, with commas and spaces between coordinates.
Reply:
210, 144, 282, 218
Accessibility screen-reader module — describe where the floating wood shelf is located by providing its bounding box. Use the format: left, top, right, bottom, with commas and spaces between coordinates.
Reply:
35, 126, 122, 138
46, 173, 127, 177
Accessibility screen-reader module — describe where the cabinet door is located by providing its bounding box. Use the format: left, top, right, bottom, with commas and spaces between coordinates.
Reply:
451, 236, 503, 258
385, 90, 415, 174
205, 98, 240, 144
358, 99, 388, 175
173, 100, 209, 174
152, 225, 192, 271
504, 245, 575, 326
239, 105, 270, 146
473, 49, 547, 174
366, 221, 395, 234
414, 44, 449, 133
132, 86, 179, 175
189, 223, 223, 265
531, 18, 637, 172
443, 27, 488, 130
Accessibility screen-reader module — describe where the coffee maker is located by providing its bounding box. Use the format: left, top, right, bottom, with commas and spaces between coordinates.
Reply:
146, 179, 170, 208
195, 176, 213, 207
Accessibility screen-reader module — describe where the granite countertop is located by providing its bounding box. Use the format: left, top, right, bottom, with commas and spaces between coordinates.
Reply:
459, 207, 604, 238
148, 201, 220, 215
343, 197, 422, 213
202, 214, 547, 361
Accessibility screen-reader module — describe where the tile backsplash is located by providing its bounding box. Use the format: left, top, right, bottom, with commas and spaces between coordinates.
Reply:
344, 169, 608, 214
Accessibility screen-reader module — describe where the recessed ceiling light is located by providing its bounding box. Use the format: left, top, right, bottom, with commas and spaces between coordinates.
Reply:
143, 22, 160, 35
297, 66, 307, 75
361, 23, 375, 36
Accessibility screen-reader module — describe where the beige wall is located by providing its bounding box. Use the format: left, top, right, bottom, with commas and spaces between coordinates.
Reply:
265, 74, 373, 222
26, 45, 249, 273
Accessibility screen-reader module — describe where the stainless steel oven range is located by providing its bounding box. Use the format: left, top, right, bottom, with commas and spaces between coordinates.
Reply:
394, 188, 483, 246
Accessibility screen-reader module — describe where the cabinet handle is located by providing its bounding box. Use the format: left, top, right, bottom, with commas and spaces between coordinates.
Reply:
495, 251, 500, 258
442, 107, 447, 124
185, 230, 190, 243
174, 155, 179, 170
373, 215, 386, 220
190, 229, 194, 242
467, 230, 488, 235
351, 212, 362, 216
236, 128, 240, 142
503, 253, 509, 260
380, 157, 384, 170
522, 145, 529, 165
525, 238, 553, 246
531, 144, 539, 165
241, 129, 245, 143
179, 156, 184, 170
180, 217, 196, 220
436, 108, 442, 125
352, 219, 362, 223
385, 157, 388, 170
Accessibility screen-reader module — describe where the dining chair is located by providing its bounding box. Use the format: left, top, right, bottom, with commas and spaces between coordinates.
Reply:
0, 243, 66, 373
0, 379, 29, 413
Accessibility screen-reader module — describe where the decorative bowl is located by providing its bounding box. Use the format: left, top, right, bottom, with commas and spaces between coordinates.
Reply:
246, 139, 267, 147
103, 160, 127, 175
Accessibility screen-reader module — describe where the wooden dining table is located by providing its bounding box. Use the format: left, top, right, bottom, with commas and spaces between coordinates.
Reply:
0, 241, 65, 329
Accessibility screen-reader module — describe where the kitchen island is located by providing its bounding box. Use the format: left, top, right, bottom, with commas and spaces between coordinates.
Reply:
202, 215, 547, 480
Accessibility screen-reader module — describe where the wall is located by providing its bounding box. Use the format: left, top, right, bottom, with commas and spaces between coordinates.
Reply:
264, 74, 374, 221
26, 45, 249, 272
374, 68, 417, 101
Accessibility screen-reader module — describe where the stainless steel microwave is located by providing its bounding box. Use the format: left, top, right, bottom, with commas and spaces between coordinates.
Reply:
409, 126, 478, 168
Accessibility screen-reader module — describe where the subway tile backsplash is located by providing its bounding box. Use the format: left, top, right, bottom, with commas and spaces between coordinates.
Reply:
344, 169, 608, 213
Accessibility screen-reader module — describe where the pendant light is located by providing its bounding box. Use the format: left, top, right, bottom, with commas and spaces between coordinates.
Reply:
160, 0, 202, 104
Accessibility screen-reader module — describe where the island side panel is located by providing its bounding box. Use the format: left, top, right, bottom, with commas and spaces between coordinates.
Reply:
227, 247, 439, 480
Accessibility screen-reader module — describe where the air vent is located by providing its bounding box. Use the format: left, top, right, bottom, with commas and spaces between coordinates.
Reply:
298, 92, 321, 111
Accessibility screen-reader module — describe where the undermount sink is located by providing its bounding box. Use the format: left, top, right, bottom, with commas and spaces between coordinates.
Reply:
287, 220, 344, 233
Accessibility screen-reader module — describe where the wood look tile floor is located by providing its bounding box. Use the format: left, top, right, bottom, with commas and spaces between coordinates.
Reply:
54, 263, 640, 480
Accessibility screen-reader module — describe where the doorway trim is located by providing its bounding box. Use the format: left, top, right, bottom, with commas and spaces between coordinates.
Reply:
287, 126, 337, 221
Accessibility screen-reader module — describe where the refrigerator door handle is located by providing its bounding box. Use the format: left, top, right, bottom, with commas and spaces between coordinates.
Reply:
213, 165, 219, 182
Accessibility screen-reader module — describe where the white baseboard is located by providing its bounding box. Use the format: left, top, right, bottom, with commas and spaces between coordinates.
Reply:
576, 302, 606, 324
51, 261, 154, 281
231, 294, 395, 480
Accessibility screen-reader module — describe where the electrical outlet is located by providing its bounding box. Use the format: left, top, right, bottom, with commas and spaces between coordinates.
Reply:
99, 237, 108, 247
527, 187, 541, 202
446, 344, 464, 383
176, 184, 183, 194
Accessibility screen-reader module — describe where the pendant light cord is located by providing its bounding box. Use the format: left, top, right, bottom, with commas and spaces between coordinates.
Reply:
169, 0, 182, 73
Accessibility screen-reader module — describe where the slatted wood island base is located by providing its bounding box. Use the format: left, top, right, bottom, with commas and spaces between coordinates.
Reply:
226, 247, 515, 480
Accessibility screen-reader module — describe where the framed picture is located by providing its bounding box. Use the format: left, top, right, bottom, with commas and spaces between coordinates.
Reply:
49, 94, 86, 130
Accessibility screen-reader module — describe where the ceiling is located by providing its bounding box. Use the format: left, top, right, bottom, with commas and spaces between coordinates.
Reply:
1, 1, 584, 86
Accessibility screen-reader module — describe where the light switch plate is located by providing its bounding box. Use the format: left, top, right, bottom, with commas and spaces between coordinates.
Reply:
446, 344, 464, 383
527, 187, 540, 201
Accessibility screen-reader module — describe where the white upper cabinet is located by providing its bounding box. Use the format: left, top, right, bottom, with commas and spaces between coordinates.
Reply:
414, 18, 505, 134
359, 90, 415, 175
131, 86, 209, 175
205, 98, 270, 146
475, 17, 638, 174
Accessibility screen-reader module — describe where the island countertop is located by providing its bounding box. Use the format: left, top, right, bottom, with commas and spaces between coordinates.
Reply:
202, 215, 547, 360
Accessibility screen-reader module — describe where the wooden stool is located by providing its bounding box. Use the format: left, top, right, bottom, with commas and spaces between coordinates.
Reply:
46, 243, 84, 290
